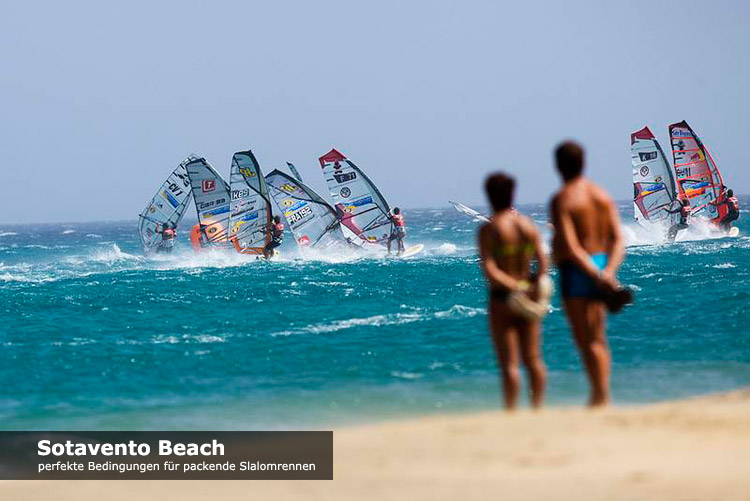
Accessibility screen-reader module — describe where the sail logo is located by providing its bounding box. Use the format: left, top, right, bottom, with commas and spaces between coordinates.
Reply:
639, 166, 649, 177
202, 180, 216, 193
201, 206, 230, 219
232, 189, 250, 200
350, 196, 373, 208
239, 167, 256, 178
333, 172, 356, 184
175, 172, 191, 188
162, 190, 180, 208
280, 183, 297, 194
284, 201, 308, 216
298, 235, 311, 246
287, 205, 313, 224
231, 211, 259, 233
167, 182, 184, 197
340, 187, 351, 198
672, 129, 691, 138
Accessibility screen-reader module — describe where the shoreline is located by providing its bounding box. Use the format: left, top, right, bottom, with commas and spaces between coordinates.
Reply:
3, 388, 748, 500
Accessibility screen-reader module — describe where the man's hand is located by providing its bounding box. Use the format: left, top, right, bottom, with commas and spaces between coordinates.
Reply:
595, 269, 619, 293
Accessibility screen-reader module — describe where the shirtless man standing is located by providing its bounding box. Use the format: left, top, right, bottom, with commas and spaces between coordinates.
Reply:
550, 142, 625, 407
479, 173, 549, 410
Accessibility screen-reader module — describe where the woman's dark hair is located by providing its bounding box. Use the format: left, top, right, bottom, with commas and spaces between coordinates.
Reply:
484, 173, 515, 212
555, 141, 584, 181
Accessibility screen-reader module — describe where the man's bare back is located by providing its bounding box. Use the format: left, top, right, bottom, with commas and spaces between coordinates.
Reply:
551, 177, 623, 281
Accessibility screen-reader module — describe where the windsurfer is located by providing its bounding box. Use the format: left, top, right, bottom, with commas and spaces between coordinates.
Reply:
550, 141, 626, 407
263, 216, 284, 259
387, 207, 406, 256
479, 173, 548, 410
666, 198, 691, 242
715, 188, 740, 231
158, 223, 177, 253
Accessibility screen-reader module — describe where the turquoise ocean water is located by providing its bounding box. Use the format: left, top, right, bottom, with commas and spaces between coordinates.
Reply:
1, 199, 748, 430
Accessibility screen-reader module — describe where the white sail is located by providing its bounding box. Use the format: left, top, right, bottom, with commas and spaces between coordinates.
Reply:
186, 156, 231, 247
631, 126, 679, 226
138, 156, 195, 253
319, 149, 393, 245
265, 169, 347, 249
228, 150, 272, 254
449, 201, 490, 223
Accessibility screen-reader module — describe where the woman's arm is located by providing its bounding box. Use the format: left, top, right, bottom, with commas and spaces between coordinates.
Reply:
478, 224, 521, 291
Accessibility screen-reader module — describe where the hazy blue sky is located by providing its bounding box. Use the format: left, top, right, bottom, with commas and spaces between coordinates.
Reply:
1, 1, 748, 223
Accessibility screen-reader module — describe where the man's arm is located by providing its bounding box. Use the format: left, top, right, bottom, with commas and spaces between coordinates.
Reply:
550, 197, 602, 280
478, 224, 521, 291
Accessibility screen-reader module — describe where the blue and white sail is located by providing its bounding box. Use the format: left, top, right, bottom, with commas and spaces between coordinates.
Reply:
318, 149, 393, 245
631, 126, 679, 227
228, 150, 272, 254
186, 156, 231, 247
265, 169, 347, 249
138, 156, 195, 253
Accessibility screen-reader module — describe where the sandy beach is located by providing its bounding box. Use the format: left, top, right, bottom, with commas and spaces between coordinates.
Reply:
2, 389, 748, 500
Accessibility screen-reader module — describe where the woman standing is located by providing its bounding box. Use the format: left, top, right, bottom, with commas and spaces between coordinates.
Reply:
478, 173, 550, 410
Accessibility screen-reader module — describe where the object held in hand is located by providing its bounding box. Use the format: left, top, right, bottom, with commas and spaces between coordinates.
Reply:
601, 286, 634, 313
508, 275, 554, 321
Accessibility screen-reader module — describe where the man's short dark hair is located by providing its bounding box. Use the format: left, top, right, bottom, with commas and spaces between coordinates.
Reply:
727, 189, 734, 197
393, 207, 401, 214
484, 173, 515, 212
555, 141, 585, 181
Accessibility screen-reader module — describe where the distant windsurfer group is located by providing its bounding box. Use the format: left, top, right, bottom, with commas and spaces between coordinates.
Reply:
632, 120, 740, 241
138, 149, 417, 258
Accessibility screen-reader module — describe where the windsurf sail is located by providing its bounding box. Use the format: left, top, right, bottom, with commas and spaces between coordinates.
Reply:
138, 156, 195, 253
186, 156, 231, 246
265, 169, 347, 249
319, 149, 393, 244
287, 162, 303, 183
669, 121, 728, 223
449, 201, 490, 223
228, 150, 273, 254
631, 126, 679, 226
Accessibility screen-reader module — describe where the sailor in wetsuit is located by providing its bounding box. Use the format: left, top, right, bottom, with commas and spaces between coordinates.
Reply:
158, 223, 177, 253
387, 207, 406, 256
666, 198, 691, 242
717, 189, 740, 231
263, 215, 285, 259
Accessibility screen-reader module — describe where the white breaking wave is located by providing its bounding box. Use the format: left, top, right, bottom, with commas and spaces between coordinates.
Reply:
270, 304, 485, 337
434, 243, 458, 255
0, 232, 17, 237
